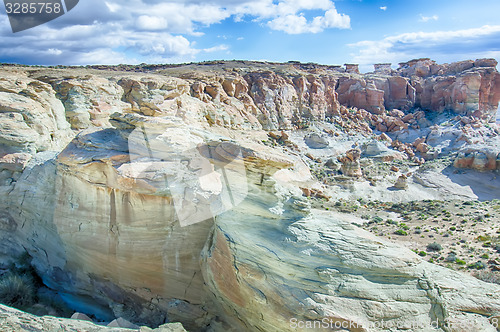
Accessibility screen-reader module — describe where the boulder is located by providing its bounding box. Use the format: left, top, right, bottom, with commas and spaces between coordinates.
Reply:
362, 140, 404, 161
70, 312, 93, 322
304, 133, 329, 149
394, 174, 408, 189
108, 317, 140, 329
474, 58, 498, 68
453, 139, 500, 171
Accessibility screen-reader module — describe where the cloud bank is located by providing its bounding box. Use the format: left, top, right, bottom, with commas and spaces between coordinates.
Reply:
0, 0, 350, 65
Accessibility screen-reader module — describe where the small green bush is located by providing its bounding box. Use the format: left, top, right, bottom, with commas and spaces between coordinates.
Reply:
399, 223, 409, 230
455, 259, 466, 265
418, 251, 427, 257
394, 229, 408, 236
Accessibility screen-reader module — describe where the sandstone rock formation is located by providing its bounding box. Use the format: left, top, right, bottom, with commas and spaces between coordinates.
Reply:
338, 148, 363, 177
0, 70, 74, 154
202, 207, 500, 332
396, 58, 500, 121
394, 174, 409, 189
0, 60, 499, 331
453, 138, 500, 171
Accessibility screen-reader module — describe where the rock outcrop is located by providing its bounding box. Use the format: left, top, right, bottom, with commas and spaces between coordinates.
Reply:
304, 132, 329, 149
0, 70, 74, 154
202, 206, 500, 332
394, 174, 409, 189
453, 137, 500, 171
338, 148, 363, 177
397, 58, 500, 120
0, 60, 499, 331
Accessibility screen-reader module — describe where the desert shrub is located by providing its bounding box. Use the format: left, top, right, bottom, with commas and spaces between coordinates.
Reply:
455, 259, 466, 265
0, 273, 35, 308
399, 223, 409, 230
468, 261, 486, 270
427, 242, 442, 252
418, 251, 427, 257
394, 229, 408, 236
477, 235, 490, 242
386, 219, 397, 225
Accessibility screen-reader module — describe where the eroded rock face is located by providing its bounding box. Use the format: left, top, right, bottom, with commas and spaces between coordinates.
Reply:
4, 117, 229, 328
202, 194, 500, 331
398, 58, 500, 120
454, 138, 500, 171
39, 74, 129, 129
0, 71, 74, 154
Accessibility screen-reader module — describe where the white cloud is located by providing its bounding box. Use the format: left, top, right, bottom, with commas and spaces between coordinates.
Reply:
349, 25, 500, 67
203, 45, 229, 53
268, 14, 309, 34
380, 6, 387, 11
267, 3, 350, 34
419, 14, 439, 22
136, 15, 168, 31
47, 48, 63, 55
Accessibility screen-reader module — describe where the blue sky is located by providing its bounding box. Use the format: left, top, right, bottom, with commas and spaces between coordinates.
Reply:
0, 0, 499, 71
